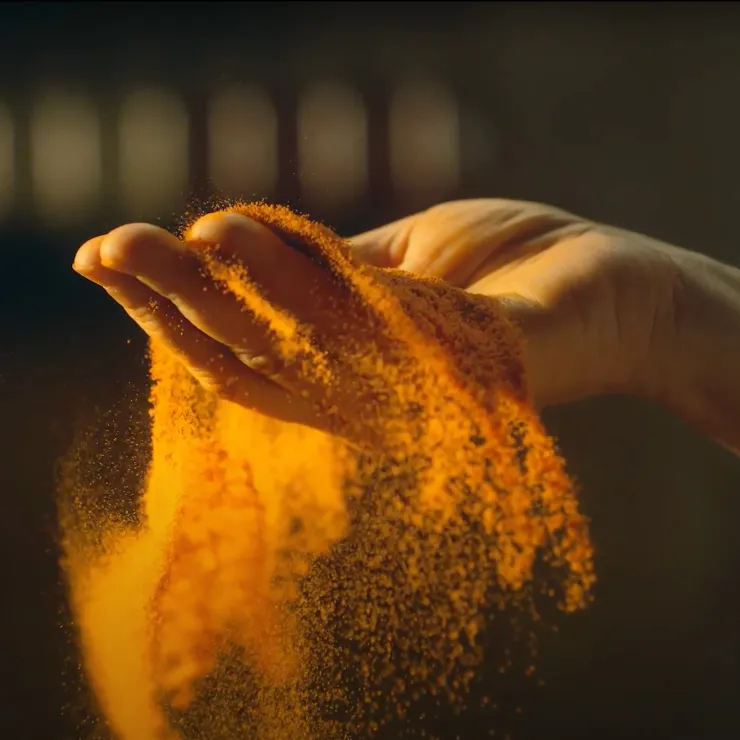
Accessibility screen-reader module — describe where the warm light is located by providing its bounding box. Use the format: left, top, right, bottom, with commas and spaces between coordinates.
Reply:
119, 89, 189, 217
0, 102, 13, 217
298, 83, 368, 209
389, 82, 460, 203
209, 87, 278, 200
30, 91, 102, 222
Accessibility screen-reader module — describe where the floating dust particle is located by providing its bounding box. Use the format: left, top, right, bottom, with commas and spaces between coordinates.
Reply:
60, 201, 596, 739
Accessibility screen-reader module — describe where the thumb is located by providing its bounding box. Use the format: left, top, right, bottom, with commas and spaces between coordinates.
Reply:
346, 215, 416, 268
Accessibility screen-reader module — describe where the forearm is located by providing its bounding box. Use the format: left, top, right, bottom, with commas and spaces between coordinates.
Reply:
659, 248, 740, 454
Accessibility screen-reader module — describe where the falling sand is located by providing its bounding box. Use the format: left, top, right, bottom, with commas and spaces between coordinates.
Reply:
59, 203, 596, 739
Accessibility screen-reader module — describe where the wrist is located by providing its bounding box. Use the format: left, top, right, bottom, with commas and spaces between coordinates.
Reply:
643, 247, 740, 452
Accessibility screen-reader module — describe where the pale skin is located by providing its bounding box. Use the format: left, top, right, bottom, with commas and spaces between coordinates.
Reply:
73, 198, 740, 455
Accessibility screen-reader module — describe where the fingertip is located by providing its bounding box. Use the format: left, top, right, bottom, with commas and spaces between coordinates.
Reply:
73, 235, 106, 275
186, 211, 271, 247
99, 223, 177, 271
185, 211, 229, 240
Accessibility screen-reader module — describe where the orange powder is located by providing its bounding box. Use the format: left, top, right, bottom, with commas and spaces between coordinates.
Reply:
60, 203, 595, 739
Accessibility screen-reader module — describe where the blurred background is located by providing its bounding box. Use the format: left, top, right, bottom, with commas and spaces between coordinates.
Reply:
2, 1, 740, 738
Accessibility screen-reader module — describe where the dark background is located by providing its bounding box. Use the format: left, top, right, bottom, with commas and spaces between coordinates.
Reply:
2, 2, 740, 739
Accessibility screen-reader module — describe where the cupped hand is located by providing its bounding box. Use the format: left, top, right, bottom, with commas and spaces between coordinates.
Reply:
72, 199, 681, 431
350, 199, 683, 409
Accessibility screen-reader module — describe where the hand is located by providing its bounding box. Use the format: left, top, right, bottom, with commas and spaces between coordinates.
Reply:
350, 199, 682, 409
72, 199, 682, 429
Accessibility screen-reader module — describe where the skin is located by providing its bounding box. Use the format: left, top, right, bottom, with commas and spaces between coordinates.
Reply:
73, 198, 740, 454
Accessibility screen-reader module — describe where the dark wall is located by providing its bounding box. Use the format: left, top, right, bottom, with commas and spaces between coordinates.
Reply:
1, 3, 739, 739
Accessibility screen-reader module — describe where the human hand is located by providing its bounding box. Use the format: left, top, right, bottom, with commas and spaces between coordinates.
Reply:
71, 198, 689, 438
350, 199, 682, 409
